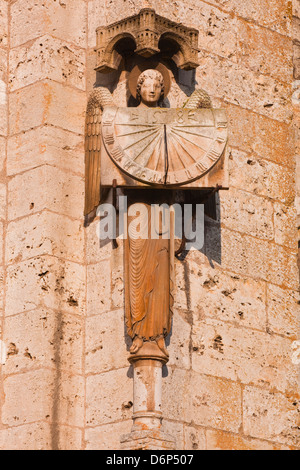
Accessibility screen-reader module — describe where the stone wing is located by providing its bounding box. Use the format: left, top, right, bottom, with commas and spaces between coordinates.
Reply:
183, 88, 212, 109
84, 88, 115, 215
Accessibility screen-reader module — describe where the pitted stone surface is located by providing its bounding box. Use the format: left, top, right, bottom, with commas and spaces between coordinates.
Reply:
0, 0, 298, 452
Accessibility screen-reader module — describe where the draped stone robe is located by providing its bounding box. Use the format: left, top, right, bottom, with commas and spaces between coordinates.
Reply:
125, 203, 173, 342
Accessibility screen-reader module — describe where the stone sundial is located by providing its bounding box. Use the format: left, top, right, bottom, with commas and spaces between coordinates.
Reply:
84, 8, 229, 450
102, 107, 227, 186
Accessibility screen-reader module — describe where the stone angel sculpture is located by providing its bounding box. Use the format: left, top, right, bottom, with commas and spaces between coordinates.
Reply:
85, 69, 212, 215
85, 66, 213, 358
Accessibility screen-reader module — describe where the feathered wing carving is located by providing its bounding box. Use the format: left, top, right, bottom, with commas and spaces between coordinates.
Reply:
183, 88, 212, 109
84, 87, 115, 216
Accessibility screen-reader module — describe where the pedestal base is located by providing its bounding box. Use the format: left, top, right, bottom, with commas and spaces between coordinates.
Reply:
120, 429, 176, 450
122, 341, 176, 449
128, 341, 169, 365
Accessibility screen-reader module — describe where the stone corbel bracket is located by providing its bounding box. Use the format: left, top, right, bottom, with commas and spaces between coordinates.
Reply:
95, 8, 199, 73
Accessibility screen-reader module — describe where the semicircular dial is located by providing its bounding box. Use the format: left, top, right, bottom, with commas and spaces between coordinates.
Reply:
102, 107, 228, 186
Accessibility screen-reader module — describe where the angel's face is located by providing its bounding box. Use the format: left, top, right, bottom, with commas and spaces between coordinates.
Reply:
137, 70, 163, 107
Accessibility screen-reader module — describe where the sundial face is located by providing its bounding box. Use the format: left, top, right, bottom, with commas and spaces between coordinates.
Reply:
102, 107, 228, 186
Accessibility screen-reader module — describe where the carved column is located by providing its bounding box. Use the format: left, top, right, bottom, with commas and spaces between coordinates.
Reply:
121, 345, 175, 450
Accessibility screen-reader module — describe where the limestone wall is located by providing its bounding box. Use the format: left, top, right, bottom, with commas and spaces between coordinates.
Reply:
294, 1, 300, 269
0, 0, 299, 450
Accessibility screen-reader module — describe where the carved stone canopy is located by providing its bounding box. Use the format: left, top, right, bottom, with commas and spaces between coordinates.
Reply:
95, 8, 199, 73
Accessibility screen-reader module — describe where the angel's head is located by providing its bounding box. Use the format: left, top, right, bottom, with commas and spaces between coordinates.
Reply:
136, 69, 164, 107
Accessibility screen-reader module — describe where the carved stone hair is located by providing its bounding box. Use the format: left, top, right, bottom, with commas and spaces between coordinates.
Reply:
136, 69, 165, 102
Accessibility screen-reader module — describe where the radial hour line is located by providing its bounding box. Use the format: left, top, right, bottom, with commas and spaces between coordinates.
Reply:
169, 132, 198, 163
133, 130, 163, 164
172, 127, 215, 140
153, 135, 165, 171
115, 122, 157, 127
117, 127, 159, 137
173, 124, 214, 128
164, 124, 169, 184
168, 134, 188, 169
171, 129, 208, 152
123, 129, 160, 151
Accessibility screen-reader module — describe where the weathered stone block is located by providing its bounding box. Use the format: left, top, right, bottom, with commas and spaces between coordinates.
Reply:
191, 318, 298, 393
89, 0, 143, 30
85, 309, 129, 374
0, 45, 6, 82
3, 308, 83, 375
206, 429, 294, 450
183, 425, 206, 451
0, 422, 52, 450
111, 245, 125, 310
167, 309, 191, 370
274, 202, 298, 249
182, 1, 239, 62
226, 105, 294, 168
293, 15, 300, 44
162, 369, 190, 422
6, 211, 84, 265
0, 76, 6, 136
296, 155, 300, 198
9, 35, 86, 92
293, 42, 300, 79
86, 218, 114, 265
6, 256, 85, 316
175, 261, 267, 330
2, 369, 55, 426
197, 53, 292, 123
294, 0, 300, 19
88, 1, 107, 48
0, 44, 8, 137
56, 426, 83, 451
3, 368, 84, 428
0, 422, 82, 450
9, 81, 86, 136
229, 149, 295, 205
0, 1, 8, 47
267, 284, 299, 339
87, 261, 111, 316
0, 220, 2, 263
163, 421, 185, 450
214, 228, 299, 290
0, 184, 5, 220
7, 126, 84, 177
11, 0, 87, 48
267, 243, 298, 289
188, 372, 242, 432
220, 188, 274, 240
243, 386, 300, 447
173, 260, 190, 313
208, 0, 292, 37
0, 266, 4, 310
57, 373, 85, 428
237, 22, 292, 83
8, 166, 84, 221
0, 135, 5, 175
163, 369, 241, 432
85, 421, 132, 450
86, 369, 132, 427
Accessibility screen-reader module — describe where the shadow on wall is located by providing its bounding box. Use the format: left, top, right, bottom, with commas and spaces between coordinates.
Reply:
175, 191, 221, 267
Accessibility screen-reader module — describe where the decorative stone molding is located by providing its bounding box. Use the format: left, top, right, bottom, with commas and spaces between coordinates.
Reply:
95, 8, 199, 73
